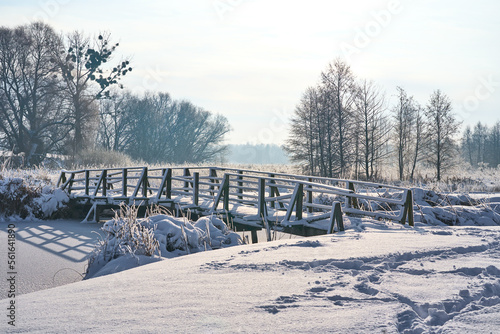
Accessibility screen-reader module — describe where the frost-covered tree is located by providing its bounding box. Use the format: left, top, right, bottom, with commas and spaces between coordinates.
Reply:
353, 80, 390, 180
424, 90, 460, 181
286, 59, 358, 178
392, 87, 423, 181
320, 59, 357, 177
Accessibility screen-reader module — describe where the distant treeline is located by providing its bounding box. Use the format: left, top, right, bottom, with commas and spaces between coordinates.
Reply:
461, 122, 500, 169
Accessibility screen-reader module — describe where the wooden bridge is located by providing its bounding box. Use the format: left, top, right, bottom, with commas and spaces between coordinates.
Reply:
57, 166, 414, 243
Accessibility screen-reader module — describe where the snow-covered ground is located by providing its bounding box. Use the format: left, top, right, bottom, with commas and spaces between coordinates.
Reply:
0, 220, 102, 295
2, 220, 500, 333
2, 169, 500, 332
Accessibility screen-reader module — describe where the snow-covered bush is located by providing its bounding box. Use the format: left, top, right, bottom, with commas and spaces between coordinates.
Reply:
0, 174, 69, 219
85, 205, 243, 279
0, 177, 42, 218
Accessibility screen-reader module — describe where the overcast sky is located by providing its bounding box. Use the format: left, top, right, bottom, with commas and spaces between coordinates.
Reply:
1, 0, 499, 145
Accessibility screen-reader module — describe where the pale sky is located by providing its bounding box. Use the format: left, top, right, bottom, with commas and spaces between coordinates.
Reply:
1, 0, 499, 145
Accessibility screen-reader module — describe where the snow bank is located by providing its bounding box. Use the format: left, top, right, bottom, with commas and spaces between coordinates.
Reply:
0, 177, 68, 219
86, 212, 243, 279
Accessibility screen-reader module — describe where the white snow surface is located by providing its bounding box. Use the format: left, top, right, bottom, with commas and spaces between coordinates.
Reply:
3, 221, 500, 333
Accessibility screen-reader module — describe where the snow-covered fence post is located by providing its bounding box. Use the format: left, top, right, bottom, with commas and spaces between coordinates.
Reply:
400, 189, 414, 226
193, 172, 199, 206
328, 202, 344, 233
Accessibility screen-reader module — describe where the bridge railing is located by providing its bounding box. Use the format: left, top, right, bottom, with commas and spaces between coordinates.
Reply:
57, 166, 414, 229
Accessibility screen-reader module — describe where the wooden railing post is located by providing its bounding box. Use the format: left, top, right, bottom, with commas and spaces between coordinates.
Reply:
401, 189, 414, 226
223, 174, 229, 211
183, 168, 191, 193
193, 172, 199, 206
102, 170, 108, 197
142, 167, 148, 198
166, 168, 172, 198
68, 172, 75, 194
237, 170, 243, 200
307, 177, 313, 213
296, 183, 303, 220
209, 168, 218, 196
258, 177, 268, 219
269, 174, 275, 209
57, 172, 66, 187
122, 168, 127, 197
85, 170, 90, 196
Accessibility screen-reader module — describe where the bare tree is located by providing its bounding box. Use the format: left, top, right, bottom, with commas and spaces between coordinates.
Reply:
354, 80, 390, 180
424, 90, 460, 181
392, 87, 423, 181
320, 59, 357, 177
97, 90, 135, 152
0, 22, 71, 166
285, 87, 323, 175
54, 31, 132, 155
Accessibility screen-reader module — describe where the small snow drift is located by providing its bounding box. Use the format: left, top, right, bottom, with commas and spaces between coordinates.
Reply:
85, 206, 242, 279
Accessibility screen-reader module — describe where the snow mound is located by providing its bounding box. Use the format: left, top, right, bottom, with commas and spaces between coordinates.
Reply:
86, 212, 243, 279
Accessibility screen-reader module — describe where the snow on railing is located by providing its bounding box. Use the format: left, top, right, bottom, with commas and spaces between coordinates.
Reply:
57, 166, 414, 232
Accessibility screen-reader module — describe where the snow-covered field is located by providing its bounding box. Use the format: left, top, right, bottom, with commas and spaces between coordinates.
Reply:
1, 219, 499, 333
2, 167, 500, 333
